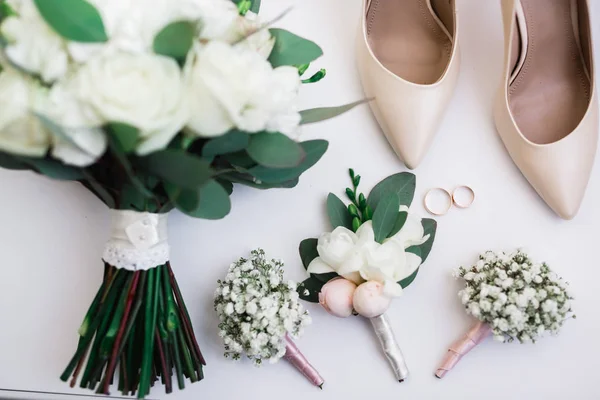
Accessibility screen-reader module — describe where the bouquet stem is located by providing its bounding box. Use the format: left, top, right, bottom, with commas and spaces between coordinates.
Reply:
61, 263, 205, 398
435, 320, 491, 379
369, 314, 409, 382
283, 334, 324, 388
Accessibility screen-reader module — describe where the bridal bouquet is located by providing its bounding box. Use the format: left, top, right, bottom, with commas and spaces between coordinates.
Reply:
0, 0, 361, 397
297, 169, 437, 381
215, 249, 324, 388
435, 250, 575, 378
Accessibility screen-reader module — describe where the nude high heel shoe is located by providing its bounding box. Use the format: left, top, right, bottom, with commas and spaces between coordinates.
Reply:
356, 0, 460, 169
494, 0, 598, 219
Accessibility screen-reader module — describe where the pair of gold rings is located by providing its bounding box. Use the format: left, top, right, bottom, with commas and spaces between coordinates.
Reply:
424, 186, 475, 216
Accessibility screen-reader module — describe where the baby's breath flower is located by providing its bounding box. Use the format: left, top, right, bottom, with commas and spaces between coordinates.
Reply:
214, 249, 311, 366
454, 250, 574, 343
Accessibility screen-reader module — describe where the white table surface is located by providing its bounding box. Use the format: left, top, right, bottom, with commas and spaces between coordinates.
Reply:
2, 1, 600, 399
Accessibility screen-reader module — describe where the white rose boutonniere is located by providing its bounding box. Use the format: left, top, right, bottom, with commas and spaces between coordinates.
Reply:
298, 169, 437, 382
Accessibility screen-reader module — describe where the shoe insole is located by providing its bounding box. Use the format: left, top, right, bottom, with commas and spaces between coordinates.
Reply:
509, 0, 591, 145
366, 0, 452, 85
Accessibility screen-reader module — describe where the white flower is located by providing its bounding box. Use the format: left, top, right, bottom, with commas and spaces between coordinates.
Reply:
223, 11, 275, 58
1, 2, 69, 82
0, 70, 51, 156
55, 52, 187, 155
307, 219, 426, 297
541, 299, 558, 314
224, 303, 234, 315
468, 302, 481, 317
184, 42, 300, 137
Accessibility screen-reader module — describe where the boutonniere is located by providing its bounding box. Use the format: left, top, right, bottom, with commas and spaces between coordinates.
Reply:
215, 249, 324, 388
297, 169, 437, 381
436, 250, 575, 378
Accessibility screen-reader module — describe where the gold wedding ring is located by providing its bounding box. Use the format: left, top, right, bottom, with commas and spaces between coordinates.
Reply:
423, 188, 453, 216
452, 185, 475, 209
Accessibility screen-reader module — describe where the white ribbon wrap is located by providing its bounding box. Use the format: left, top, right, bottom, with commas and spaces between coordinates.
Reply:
102, 210, 170, 271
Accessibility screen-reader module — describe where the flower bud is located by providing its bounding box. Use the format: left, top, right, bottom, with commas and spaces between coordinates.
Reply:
318, 278, 357, 318
353, 281, 392, 318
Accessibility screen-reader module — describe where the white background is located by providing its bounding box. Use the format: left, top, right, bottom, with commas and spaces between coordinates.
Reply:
1, 0, 599, 399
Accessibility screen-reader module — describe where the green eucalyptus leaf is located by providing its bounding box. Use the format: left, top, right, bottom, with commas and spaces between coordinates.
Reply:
33, 0, 108, 43
371, 193, 400, 243
367, 172, 416, 210
166, 180, 231, 219
246, 132, 305, 168
300, 99, 370, 125
222, 151, 256, 169
248, 140, 328, 183
106, 122, 139, 153
297, 276, 325, 303
153, 21, 195, 61
250, 0, 260, 13
194, 179, 231, 220
327, 193, 352, 230
399, 247, 421, 289
216, 178, 234, 195
138, 149, 213, 190
299, 238, 318, 270
165, 182, 200, 213
202, 130, 249, 157
0, 152, 29, 170
268, 28, 323, 67
387, 211, 408, 238
221, 172, 299, 190
25, 158, 84, 180
410, 218, 437, 263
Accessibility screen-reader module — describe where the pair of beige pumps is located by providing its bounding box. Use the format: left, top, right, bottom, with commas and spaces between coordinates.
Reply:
357, 0, 598, 220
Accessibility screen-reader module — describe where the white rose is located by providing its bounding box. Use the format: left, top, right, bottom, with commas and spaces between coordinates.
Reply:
223, 11, 275, 58
57, 52, 187, 155
307, 220, 422, 297
184, 41, 300, 137
1, 1, 69, 82
388, 205, 430, 248
0, 70, 51, 156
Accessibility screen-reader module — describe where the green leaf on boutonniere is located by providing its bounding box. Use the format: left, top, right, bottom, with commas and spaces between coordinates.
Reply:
299, 238, 319, 270
246, 132, 305, 168
297, 276, 325, 303
232, 0, 260, 14
300, 99, 370, 125
268, 29, 323, 67
399, 247, 421, 289
387, 211, 408, 238
371, 193, 400, 243
248, 140, 328, 183
222, 151, 257, 169
367, 172, 416, 211
166, 179, 231, 219
408, 218, 437, 263
327, 193, 353, 230
312, 272, 338, 283
153, 21, 195, 62
202, 130, 249, 157
33, 0, 108, 43
138, 149, 213, 190
106, 122, 139, 153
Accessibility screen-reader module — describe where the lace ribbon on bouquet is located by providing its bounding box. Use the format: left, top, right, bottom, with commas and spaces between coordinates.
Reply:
103, 210, 170, 270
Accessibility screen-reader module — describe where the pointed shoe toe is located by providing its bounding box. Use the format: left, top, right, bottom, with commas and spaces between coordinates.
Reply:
356, 0, 460, 168
367, 97, 449, 169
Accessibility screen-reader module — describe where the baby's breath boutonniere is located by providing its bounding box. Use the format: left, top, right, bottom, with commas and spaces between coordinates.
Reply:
214, 249, 323, 388
436, 250, 575, 378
